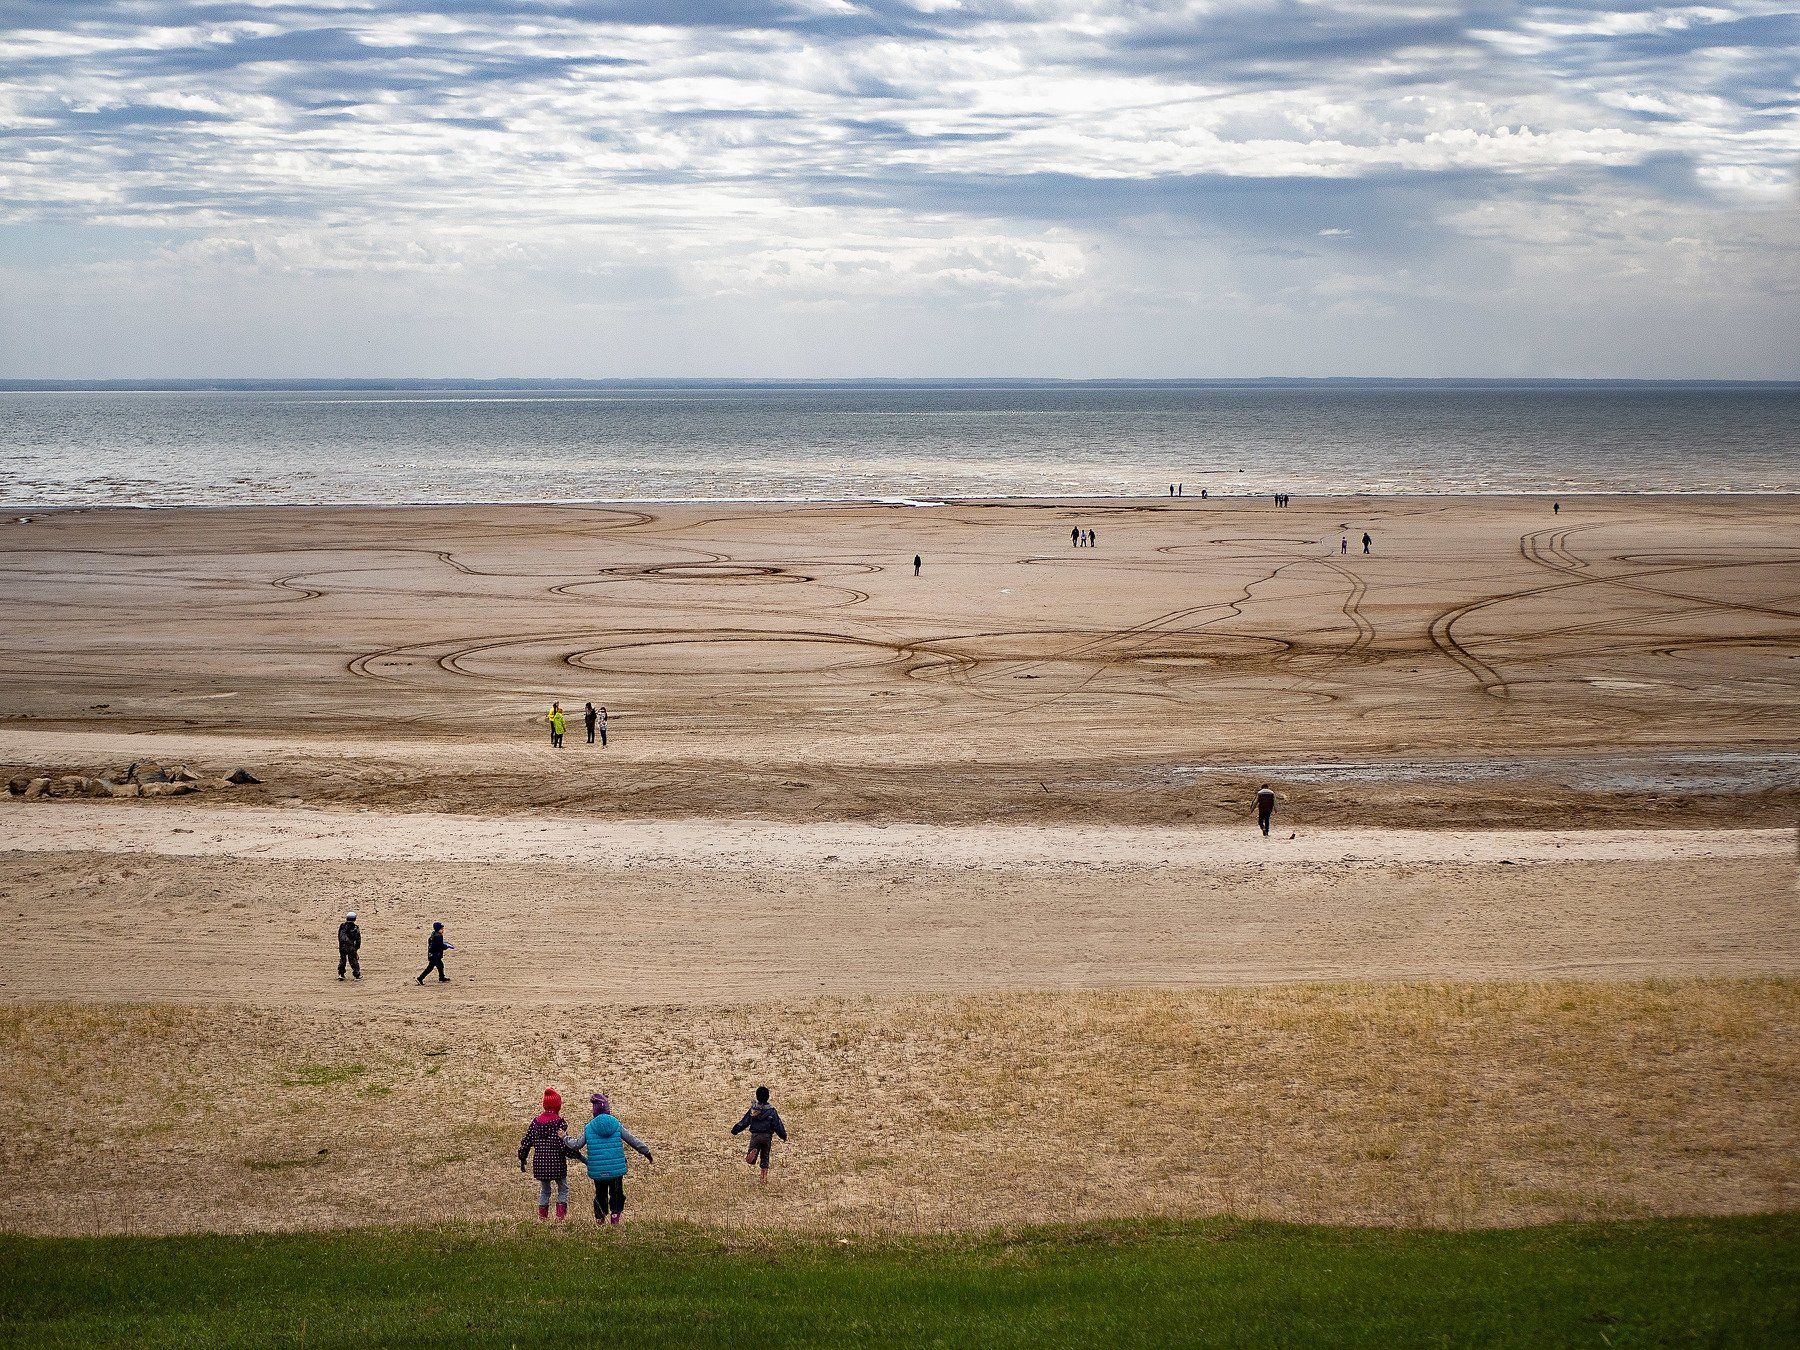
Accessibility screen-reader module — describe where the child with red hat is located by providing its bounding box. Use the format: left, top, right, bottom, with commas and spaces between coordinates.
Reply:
517, 1088, 571, 1221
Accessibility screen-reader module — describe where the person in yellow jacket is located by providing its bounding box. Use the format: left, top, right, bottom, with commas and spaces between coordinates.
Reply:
548, 702, 566, 749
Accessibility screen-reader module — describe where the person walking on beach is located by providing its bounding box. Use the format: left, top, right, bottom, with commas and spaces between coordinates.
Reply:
913, 554, 922, 577
337, 910, 361, 981
1340, 535, 1348, 555
548, 703, 566, 749
1553, 501, 1560, 515
596, 705, 608, 748
582, 1093, 653, 1226
1073, 525, 1081, 545
1089, 528, 1098, 547
1256, 784, 1277, 836
730, 1085, 789, 1184
584, 701, 598, 745
417, 921, 452, 984
519, 1087, 572, 1221
1362, 532, 1372, 555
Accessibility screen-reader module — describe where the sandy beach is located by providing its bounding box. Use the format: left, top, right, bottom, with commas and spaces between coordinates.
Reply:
1, 495, 1795, 1235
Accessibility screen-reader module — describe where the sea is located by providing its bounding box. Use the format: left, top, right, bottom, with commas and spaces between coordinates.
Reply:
1, 381, 1795, 507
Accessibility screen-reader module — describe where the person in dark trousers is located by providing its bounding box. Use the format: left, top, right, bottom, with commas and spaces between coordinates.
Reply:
584, 701, 598, 745
1256, 784, 1276, 837
1553, 501, 1560, 515
519, 1087, 571, 1220
730, 1085, 789, 1183
417, 921, 452, 984
548, 702, 566, 749
1089, 528, 1097, 547
1362, 532, 1372, 554
913, 554, 921, 576
1072, 526, 1081, 545
582, 1092, 653, 1225
596, 705, 608, 748
337, 910, 361, 981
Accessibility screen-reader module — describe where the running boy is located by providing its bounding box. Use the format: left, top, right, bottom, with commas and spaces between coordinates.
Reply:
730, 1085, 788, 1183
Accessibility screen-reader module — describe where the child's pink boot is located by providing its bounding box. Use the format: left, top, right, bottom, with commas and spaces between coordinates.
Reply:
536, 1205, 549, 1222
555, 1203, 568, 1221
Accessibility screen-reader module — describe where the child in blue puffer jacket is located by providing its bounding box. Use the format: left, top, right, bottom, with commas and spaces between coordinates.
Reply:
580, 1092, 654, 1225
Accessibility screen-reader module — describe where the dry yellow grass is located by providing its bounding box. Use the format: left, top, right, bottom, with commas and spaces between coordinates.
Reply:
1, 979, 1793, 1236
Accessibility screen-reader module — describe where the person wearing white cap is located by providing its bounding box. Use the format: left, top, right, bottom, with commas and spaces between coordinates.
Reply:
337, 911, 362, 981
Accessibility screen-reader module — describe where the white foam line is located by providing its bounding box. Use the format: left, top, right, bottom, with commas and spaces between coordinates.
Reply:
0, 803, 1790, 869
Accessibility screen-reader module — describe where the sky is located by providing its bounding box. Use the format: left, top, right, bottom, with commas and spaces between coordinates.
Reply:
0, 1, 1796, 379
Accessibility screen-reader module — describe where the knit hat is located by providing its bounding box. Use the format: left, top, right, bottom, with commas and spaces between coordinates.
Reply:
591, 1093, 609, 1114
346, 911, 356, 920
543, 1087, 561, 1113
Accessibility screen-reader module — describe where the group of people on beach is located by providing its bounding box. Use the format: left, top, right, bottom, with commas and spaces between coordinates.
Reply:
1071, 527, 1099, 547
335, 913, 455, 984
518, 1085, 788, 1225
548, 701, 607, 749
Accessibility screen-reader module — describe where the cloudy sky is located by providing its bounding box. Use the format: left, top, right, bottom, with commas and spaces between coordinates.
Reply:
1, 1, 1796, 378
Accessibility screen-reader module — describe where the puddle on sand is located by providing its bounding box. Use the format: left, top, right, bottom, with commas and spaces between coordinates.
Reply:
1168, 751, 1800, 795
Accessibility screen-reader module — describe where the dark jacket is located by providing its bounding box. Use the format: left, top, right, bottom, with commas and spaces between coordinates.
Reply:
428, 930, 447, 957
337, 920, 361, 953
518, 1114, 569, 1182
731, 1103, 787, 1143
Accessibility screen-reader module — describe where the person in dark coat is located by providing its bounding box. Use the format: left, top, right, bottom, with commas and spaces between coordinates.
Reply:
730, 1085, 789, 1183
1256, 784, 1276, 837
337, 911, 361, 981
417, 922, 452, 984
518, 1087, 571, 1220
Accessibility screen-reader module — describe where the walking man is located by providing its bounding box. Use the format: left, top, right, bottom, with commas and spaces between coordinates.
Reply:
1072, 526, 1081, 545
1340, 535, 1348, 555
337, 910, 361, 981
417, 921, 452, 984
1256, 784, 1276, 837
584, 701, 598, 745
913, 554, 922, 577
1362, 532, 1372, 555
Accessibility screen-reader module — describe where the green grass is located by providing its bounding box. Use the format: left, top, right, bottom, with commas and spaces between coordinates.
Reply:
2, 1215, 1795, 1348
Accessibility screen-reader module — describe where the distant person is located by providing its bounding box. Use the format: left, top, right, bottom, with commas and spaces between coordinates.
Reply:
582, 1093, 653, 1226
1089, 528, 1098, 547
1256, 784, 1276, 837
548, 703, 566, 749
1362, 532, 1372, 555
730, 1085, 789, 1184
518, 1088, 571, 1221
1340, 536, 1348, 555
417, 921, 452, 985
1077, 529, 1086, 547
1553, 501, 1560, 515
1200, 488, 1207, 500
596, 704, 608, 748
584, 701, 597, 745
337, 910, 361, 981
913, 554, 922, 577
1072, 526, 1081, 546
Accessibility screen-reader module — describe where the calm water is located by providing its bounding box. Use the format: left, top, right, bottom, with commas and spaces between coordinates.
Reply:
1, 383, 1795, 506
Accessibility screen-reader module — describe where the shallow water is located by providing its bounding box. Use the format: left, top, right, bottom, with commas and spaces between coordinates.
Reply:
2, 382, 1796, 506
1170, 751, 1800, 795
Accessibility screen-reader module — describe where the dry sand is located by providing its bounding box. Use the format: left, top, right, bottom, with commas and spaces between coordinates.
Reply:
0, 496, 1795, 1235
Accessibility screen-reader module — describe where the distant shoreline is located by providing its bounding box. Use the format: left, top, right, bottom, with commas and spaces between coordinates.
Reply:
5, 377, 1800, 393
9, 490, 1800, 515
